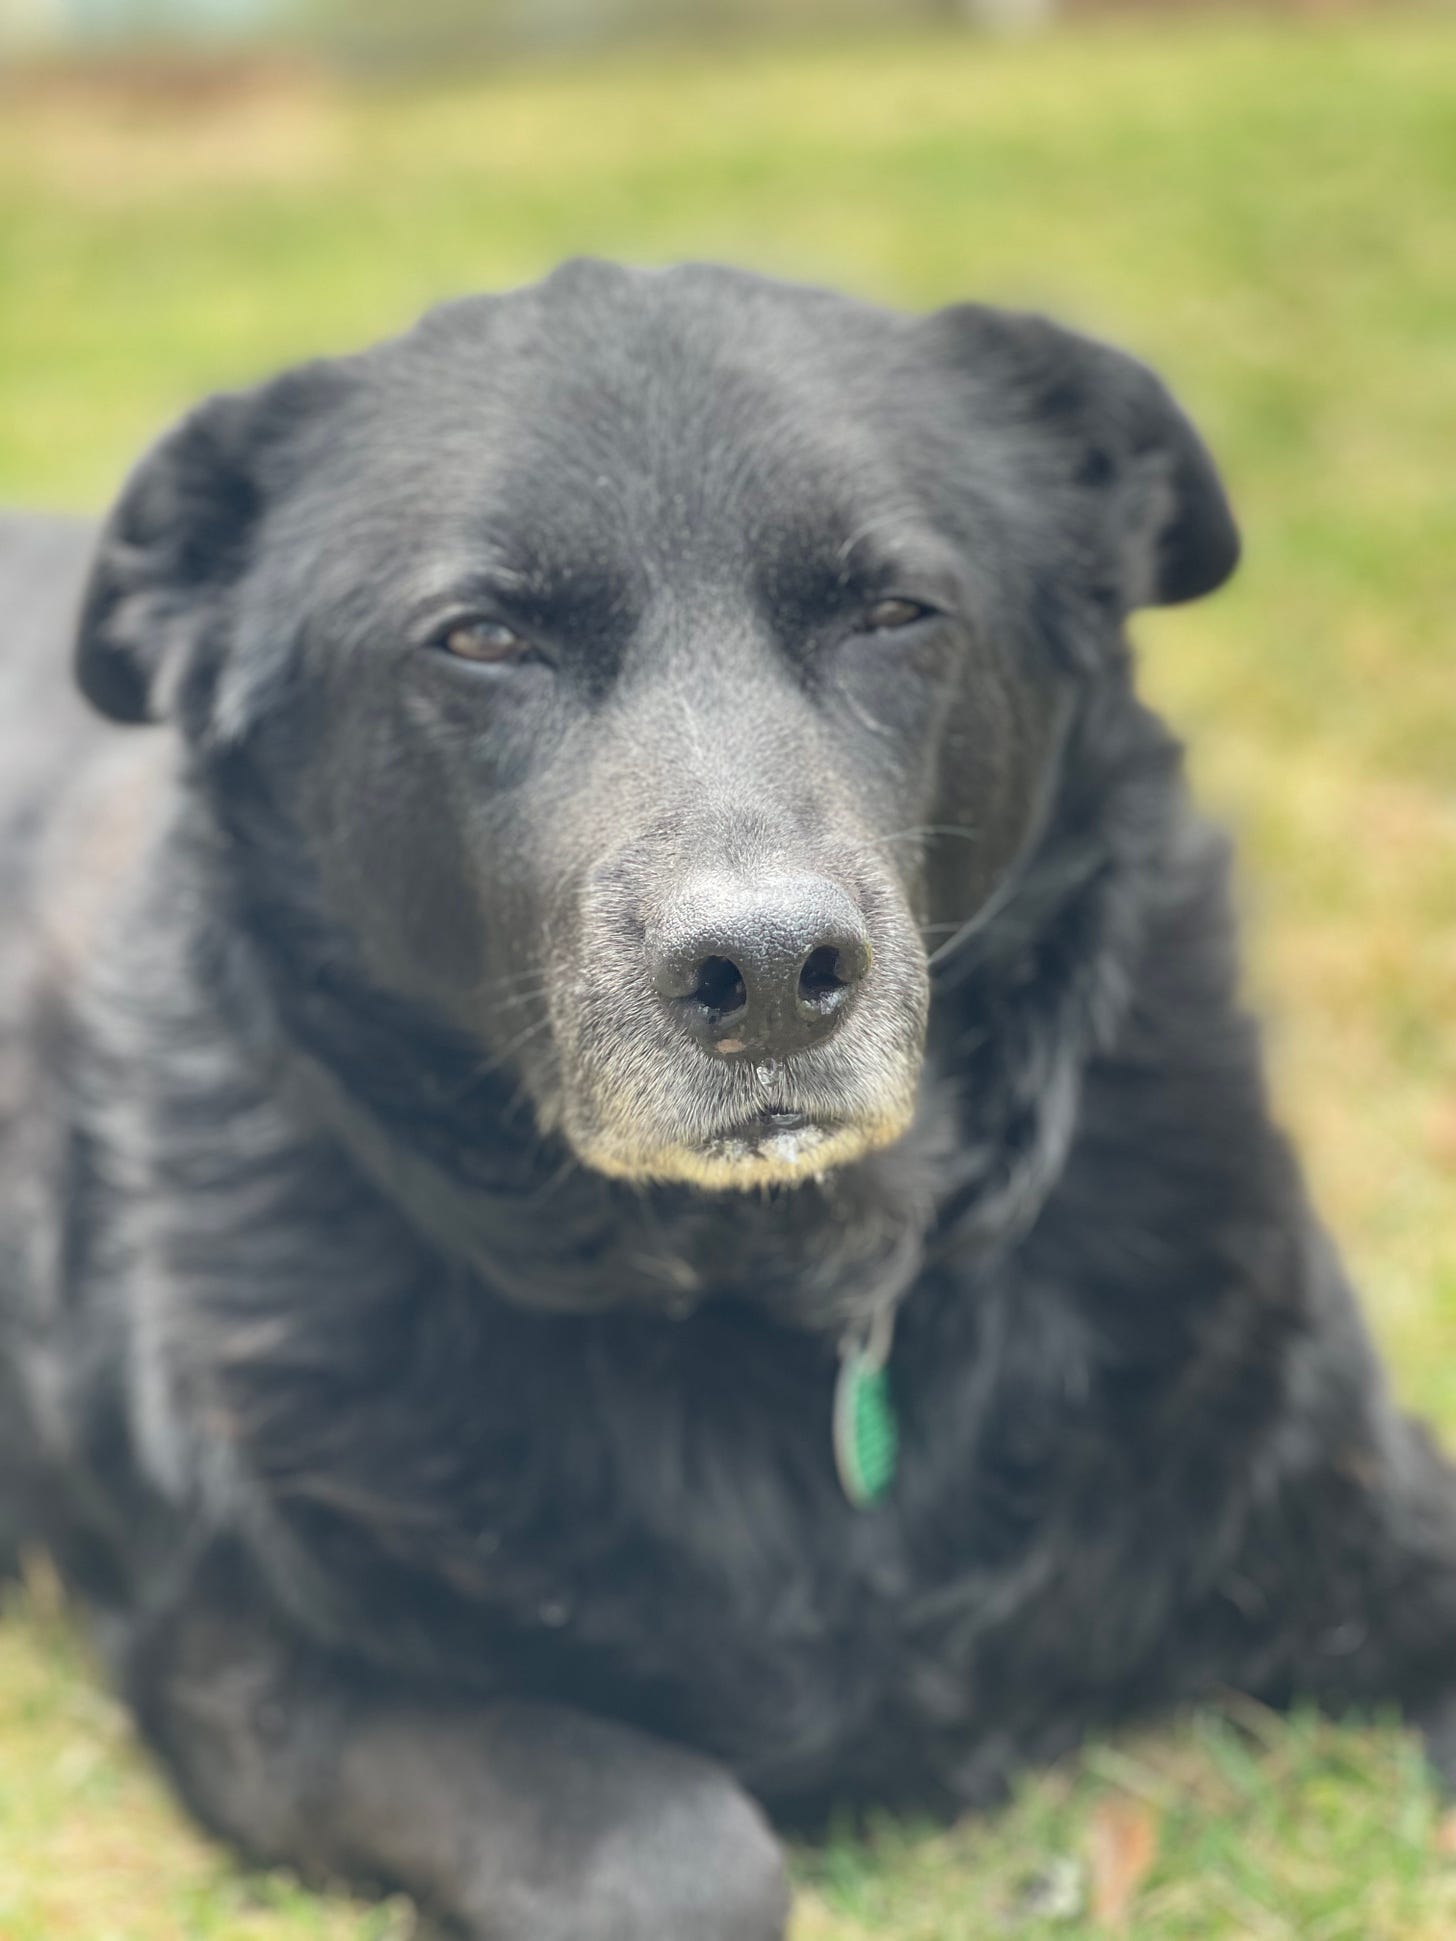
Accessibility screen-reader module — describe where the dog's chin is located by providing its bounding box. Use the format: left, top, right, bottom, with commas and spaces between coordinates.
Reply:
573, 1107, 914, 1192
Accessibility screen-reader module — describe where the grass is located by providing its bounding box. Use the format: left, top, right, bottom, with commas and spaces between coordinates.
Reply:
2, 10, 1455, 1935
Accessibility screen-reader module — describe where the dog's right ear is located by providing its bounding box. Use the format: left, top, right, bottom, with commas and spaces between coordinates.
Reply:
75, 364, 344, 726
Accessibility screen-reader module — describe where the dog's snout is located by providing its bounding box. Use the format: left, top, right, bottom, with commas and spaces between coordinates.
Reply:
650, 875, 871, 1059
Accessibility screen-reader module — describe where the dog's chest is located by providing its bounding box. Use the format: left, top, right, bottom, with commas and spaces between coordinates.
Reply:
294, 1296, 1028, 1787
470, 1310, 920, 1626
216, 1255, 1070, 1797
462, 1327, 932, 1782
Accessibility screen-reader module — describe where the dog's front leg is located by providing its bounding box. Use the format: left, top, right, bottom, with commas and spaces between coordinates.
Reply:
122, 1553, 789, 1941
310, 1696, 789, 1941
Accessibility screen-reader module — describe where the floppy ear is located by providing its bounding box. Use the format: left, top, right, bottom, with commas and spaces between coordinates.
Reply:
75, 363, 343, 726
938, 305, 1241, 610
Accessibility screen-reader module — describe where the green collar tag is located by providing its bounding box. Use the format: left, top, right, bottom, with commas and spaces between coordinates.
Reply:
833, 1308, 899, 1509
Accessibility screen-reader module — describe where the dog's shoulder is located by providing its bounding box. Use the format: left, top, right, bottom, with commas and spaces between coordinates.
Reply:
0, 511, 97, 729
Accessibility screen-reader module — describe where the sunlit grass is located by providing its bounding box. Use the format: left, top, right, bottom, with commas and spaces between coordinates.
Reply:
2, 12, 1454, 1934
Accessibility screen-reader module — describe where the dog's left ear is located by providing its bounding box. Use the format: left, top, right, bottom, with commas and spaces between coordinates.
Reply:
934, 305, 1241, 609
75, 362, 345, 727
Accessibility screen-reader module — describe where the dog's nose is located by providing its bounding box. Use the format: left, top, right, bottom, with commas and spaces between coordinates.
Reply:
649, 875, 871, 1059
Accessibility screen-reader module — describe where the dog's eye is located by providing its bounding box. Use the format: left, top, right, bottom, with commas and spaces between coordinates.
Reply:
436, 618, 531, 665
863, 598, 934, 633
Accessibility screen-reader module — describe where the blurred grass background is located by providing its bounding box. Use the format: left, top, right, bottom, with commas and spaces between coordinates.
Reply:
2, 10, 1455, 1936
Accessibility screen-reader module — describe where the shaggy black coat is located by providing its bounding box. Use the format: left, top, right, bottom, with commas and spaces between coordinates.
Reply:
2, 264, 1454, 1940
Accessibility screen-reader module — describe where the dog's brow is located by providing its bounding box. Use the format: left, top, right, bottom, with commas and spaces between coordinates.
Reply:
404, 560, 536, 607
398, 565, 546, 636
834, 512, 927, 572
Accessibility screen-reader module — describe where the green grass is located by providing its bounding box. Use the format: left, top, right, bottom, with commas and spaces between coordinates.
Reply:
3, 12, 1456, 1935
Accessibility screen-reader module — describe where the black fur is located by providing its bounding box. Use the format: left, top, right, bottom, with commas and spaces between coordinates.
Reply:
3, 262, 1454, 1939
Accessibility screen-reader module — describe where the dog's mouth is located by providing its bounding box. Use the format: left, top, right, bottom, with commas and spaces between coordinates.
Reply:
575, 1097, 913, 1191
721, 1105, 820, 1140
702, 1105, 840, 1166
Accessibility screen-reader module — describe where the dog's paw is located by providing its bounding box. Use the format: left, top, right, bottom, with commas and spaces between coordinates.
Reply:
580, 1775, 790, 1941
456, 1761, 790, 1941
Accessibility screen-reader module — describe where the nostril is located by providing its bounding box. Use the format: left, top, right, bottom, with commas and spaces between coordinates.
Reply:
803, 939, 850, 1001
797, 942, 866, 1014
690, 954, 748, 1020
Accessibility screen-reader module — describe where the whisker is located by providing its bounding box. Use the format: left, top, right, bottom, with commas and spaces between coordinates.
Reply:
488, 981, 553, 1017
475, 1013, 554, 1081
871, 823, 982, 848
528, 1150, 582, 1203
927, 930, 977, 969
479, 965, 555, 999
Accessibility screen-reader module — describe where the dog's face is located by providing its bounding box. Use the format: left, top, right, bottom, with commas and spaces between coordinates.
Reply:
75, 263, 1237, 1191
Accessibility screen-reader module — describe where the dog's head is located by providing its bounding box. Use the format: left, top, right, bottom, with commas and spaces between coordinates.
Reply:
75, 262, 1237, 1192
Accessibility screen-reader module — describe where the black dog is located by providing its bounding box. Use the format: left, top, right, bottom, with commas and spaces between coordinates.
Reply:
3, 261, 1454, 1939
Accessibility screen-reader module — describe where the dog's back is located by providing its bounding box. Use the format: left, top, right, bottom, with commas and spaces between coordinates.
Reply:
0, 513, 145, 1572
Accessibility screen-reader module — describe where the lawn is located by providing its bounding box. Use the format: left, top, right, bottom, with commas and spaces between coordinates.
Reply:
2, 10, 1455, 1936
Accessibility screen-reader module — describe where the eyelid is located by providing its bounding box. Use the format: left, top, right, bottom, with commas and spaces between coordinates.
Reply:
407, 572, 536, 642
417, 606, 513, 644
421, 610, 556, 675
439, 614, 521, 639
858, 595, 949, 631
417, 610, 546, 673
